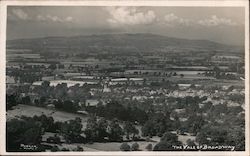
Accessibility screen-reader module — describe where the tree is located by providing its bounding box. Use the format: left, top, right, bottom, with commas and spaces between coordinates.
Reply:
58, 64, 65, 69
95, 100, 148, 124
61, 147, 70, 151
42, 81, 50, 88
96, 117, 109, 141
102, 101, 128, 121
47, 135, 60, 144
32, 114, 55, 132
153, 132, 182, 151
141, 120, 155, 137
129, 107, 148, 124
62, 100, 80, 113
74, 146, 84, 151
186, 139, 197, 151
142, 113, 172, 137
6, 94, 18, 110
51, 146, 59, 152
187, 115, 205, 135
190, 84, 196, 89
196, 132, 208, 145
61, 117, 84, 143
120, 143, 130, 151
187, 139, 196, 146
145, 143, 153, 151
124, 121, 139, 140
39, 96, 47, 106
21, 96, 31, 105
7, 118, 43, 152
53, 99, 63, 109
172, 115, 181, 130
54, 83, 68, 100
196, 124, 227, 149
131, 142, 140, 151
48, 63, 57, 70
226, 127, 245, 151
85, 116, 99, 141
108, 119, 124, 142
153, 141, 173, 151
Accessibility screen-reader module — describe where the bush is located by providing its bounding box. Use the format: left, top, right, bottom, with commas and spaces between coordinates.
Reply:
7, 118, 43, 152
145, 143, 153, 151
51, 146, 59, 152
74, 146, 84, 151
131, 142, 139, 151
47, 136, 61, 144
61, 148, 70, 151
153, 132, 182, 151
120, 143, 131, 151
186, 139, 197, 151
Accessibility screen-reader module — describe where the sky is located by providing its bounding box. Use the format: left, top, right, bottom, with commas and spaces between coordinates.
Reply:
7, 6, 245, 45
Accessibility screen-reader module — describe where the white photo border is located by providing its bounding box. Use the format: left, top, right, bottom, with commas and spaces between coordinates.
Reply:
0, 0, 249, 155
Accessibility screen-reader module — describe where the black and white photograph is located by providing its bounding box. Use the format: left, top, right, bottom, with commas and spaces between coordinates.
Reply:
1, 0, 249, 155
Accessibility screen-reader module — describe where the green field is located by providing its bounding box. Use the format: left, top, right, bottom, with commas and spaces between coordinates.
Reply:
7, 104, 89, 129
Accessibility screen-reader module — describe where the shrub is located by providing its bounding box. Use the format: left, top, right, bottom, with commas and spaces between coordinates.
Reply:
145, 143, 153, 151
61, 148, 70, 151
51, 146, 59, 152
120, 143, 131, 151
131, 142, 139, 151
75, 146, 84, 151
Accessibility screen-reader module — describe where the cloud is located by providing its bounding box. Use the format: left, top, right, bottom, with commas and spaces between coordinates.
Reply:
198, 15, 237, 26
11, 9, 29, 20
37, 15, 46, 21
164, 13, 191, 26
65, 16, 73, 22
36, 14, 74, 23
105, 7, 156, 26
9, 8, 73, 23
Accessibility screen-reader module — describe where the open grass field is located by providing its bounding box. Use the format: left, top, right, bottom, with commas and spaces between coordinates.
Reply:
51, 134, 195, 151
84, 141, 158, 151
44, 141, 158, 151
7, 104, 89, 129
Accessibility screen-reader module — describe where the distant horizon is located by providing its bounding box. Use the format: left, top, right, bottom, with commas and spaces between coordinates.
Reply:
6, 32, 244, 47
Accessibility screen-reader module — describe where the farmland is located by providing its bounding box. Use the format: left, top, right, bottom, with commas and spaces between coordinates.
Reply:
6, 33, 245, 152
7, 104, 89, 130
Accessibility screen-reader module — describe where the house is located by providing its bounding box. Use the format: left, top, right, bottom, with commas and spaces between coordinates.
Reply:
129, 78, 144, 85
46, 104, 55, 110
174, 108, 186, 114
42, 132, 66, 143
77, 110, 88, 115
132, 95, 147, 101
85, 99, 99, 107
42, 76, 55, 81
6, 76, 15, 84
109, 78, 128, 85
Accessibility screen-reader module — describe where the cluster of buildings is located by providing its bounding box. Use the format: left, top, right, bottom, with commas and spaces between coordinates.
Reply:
6, 47, 245, 117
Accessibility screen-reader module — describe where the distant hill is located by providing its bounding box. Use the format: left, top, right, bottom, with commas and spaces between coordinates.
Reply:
6, 33, 243, 54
